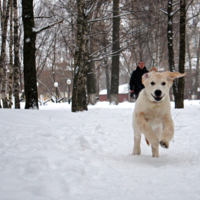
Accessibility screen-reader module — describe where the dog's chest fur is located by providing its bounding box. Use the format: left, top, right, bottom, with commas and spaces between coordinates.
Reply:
144, 107, 165, 126
134, 92, 170, 126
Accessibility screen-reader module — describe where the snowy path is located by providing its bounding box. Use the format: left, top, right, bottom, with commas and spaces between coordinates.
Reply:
0, 101, 200, 200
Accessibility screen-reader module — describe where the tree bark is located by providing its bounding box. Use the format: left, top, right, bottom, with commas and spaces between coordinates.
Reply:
8, 0, 13, 108
176, 0, 186, 108
87, 25, 96, 105
105, 56, 110, 100
110, 0, 120, 105
87, 61, 96, 105
103, 37, 110, 100
22, 0, 38, 109
186, 34, 192, 99
0, 0, 11, 108
167, 0, 178, 103
72, 0, 89, 112
51, 31, 58, 101
13, 0, 20, 108
195, 34, 200, 96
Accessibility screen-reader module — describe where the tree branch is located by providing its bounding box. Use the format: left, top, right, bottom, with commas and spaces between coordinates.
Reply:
88, 12, 134, 23
171, 8, 180, 16
186, 0, 195, 11
159, 9, 168, 15
172, 1, 180, 7
34, 19, 64, 34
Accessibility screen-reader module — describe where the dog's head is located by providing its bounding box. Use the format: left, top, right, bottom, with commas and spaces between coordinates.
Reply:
142, 70, 186, 103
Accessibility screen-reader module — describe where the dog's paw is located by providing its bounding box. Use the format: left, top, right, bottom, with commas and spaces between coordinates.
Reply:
160, 140, 169, 148
152, 146, 159, 157
152, 147, 159, 157
132, 149, 141, 155
152, 154, 159, 158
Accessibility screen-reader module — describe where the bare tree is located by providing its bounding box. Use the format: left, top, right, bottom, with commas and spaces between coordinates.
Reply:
8, 0, 13, 108
166, 0, 179, 104
0, 0, 11, 108
87, 61, 96, 105
72, 0, 90, 112
194, 33, 200, 96
110, 0, 120, 105
22, 0, 64, 109
186, 34, 192, 99
13, 0, 20, 109
176, 0, 186, 108
104, 39, 110, 100
22, 0, 39, 109
87, 24, 96, 105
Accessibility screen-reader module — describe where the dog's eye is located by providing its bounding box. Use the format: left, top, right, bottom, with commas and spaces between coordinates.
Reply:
151, 82, 155, 85
162, 82, 166, 86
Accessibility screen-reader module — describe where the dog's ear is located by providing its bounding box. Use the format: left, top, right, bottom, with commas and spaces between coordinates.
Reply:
149, 67, 158, 72
163, 71, 186, 82
142, 71, 155, 83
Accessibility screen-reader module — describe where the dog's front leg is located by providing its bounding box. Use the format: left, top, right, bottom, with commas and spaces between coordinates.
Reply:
151, 144, 159, 157
135, 112, 159, 157
160, 115, 174, 148
132, 128, 141, 155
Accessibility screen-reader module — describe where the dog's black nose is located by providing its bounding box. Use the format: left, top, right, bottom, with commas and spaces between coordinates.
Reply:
155, 90, 162, 97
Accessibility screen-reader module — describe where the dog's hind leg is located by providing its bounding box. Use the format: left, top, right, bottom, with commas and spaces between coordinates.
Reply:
132, 128, 141, 155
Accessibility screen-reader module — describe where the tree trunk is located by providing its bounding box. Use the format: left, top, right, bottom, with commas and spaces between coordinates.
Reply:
72, 0, 89, 112
96, 66, 100, 97
176, 0, 186, 108
87, 61, 96, 105
186, 34, 192, 99
110, 0, 120, 105
167, 0, 178, 103
0, 0, 11, 108
87, 24, 96, 105
105, 57, 110, 100
13, 0, 20, 109
195, 34, 200, 96
8, 0, 13, 108
51, 31, 57, 101
103, 37, 110, 100
22, 0, 38, 109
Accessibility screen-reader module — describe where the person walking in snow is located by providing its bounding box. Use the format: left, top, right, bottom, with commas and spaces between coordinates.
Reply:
129, 61, 148, 99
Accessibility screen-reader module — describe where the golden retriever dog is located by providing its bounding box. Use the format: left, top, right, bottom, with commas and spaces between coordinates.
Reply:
132, 68, 186, 157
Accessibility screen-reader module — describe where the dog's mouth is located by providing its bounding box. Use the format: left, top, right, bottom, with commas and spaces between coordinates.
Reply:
151, 94, 165, 102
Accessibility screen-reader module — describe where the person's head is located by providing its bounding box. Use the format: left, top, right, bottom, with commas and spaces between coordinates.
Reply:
138, 61, 145, 69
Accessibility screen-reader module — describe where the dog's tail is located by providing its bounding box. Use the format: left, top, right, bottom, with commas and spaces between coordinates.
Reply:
145, 138, 150, 146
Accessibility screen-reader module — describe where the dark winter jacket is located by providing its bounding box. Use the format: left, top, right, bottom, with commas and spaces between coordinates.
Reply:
129, 66, 148, 95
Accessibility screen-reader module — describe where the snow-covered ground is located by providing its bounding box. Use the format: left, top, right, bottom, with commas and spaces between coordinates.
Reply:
0, 100, 200, 200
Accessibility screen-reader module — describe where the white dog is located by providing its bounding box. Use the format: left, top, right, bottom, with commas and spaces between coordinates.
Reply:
132, 68, 186, 157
